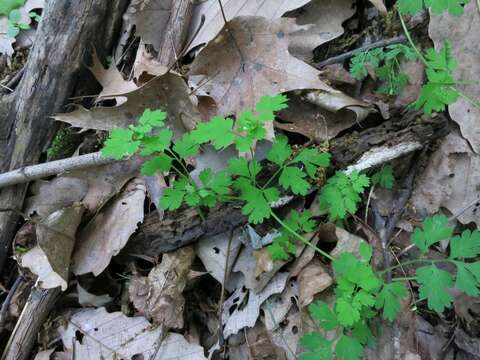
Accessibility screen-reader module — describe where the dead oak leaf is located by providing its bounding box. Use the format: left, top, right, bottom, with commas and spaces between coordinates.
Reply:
189, 16, 335, 117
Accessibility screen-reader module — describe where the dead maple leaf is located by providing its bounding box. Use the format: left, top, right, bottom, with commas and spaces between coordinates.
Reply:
189, 16, 336, 117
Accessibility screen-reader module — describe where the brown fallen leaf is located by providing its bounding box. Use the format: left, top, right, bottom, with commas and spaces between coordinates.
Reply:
71, 178, 146, 276
24, 177, 88, 218
129, 246, 195, 329
330, 227, 364, 258
189, 16, 336, 117
246, 321, 287, 360
187, 0, 312, 52
21, 204, 84, 290
412, 132, 480, 227
276, 92, 372, 142
297, 259, 333, 307
54, 72, 199, 135
262, 278, 298, 331
428, 1, 480, 154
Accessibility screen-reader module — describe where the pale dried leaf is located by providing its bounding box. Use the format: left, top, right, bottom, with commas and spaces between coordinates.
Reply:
133, 41, 168, 80
412, 132, 480, 226
270, 309, 301, 360
262, 278, 298, 331
54, 72, 199, 135
21, 205, 84, 290
187, 0, 311, 52
129, 246, 195, 329
428, 1, 480, 153
72, 178, 146, 276
189, 16, 336, 117
298, 260, 332, 307
24, 177, 88, 218
88, 50, 137, 100
33, 349, 55, 360
195, 229, 243, 290
367, 0, 387, 15
59, 307, 207, 359
330, 227, 363, 258
223, 272, 288, 338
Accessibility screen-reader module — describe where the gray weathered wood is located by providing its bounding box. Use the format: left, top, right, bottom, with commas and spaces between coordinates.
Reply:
0, 0, 127, 274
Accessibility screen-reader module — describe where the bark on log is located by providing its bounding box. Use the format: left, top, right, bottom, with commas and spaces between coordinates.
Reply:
1, 287, 61, 360
0, 0, 127, 274
122, 113, 448, 258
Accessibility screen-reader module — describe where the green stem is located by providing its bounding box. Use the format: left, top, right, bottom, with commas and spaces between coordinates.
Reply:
379, 258, 451, 275
391, 276, 417, 282
270, 210, 335, 261
454, 87, 480, 110
261, 166, 284, 190
398, 10, 429, 67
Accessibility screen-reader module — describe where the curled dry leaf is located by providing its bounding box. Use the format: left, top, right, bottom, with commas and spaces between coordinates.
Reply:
262, 278, 298, 331
24, 177, 88, 218
72, 178, 146, 276
59, 307, 207, 360
412, 132, 480, 227
77, 283, 113, 307
33, 349, 55, 360
428, 1, 480, 153
54, 72, 199, 135
21, 204, 84, 290
297, 259, 333, 307
367, 0, 387, 15
129, 246, 195, 329
276, 91, 372, 142
189, 16, 335, 117
186, 0, 311, 52
223, 272, 288, 338
330, 227, 364, 258
88, 50, 137, 101
0, 0, 45, 56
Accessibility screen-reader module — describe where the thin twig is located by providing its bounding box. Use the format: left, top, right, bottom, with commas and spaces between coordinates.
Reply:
0, 276, 23, 330
217, 228, 234, 348
314, 35, 406, 68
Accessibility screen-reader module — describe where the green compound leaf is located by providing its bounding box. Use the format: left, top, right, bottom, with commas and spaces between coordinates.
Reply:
101, 128, 140, 160
238, 184, 278, 224
160, 179, 189, 211
266, 135, 292, 166
293, 148, 331, 178
299, 332, 333, 360
173, 134, 199, 158
140, 129, 173, 155
228, 157, 261, 179
237, 111, 266, 141
359, 242, 373, 263
0, 0, 25, 16
140, 154, 173, 176
333, 253, 382, 292
255, 94, 288, 121
336, 335, 363, 360
411, 215, 453, 254
416, 264, 454, 312
371, 165, 394, 189
191, 116, 235, 149
319, 171, 370, 220
199, 169, 232, 196
138, 109, 167, 131
375, 283, 408, 321
336, 298, 361, 327
455, 262, 480, 296
352, 320, 375, 346
425, 0, 470, 16
449, 230, 480, 259
398, 0, 425, 15
279, 166, 310, 195
309, 301, 338, 331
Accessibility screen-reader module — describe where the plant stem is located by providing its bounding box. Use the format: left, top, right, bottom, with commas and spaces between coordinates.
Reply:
398, 11, 428, 66
269, 211, 335, 261
454, 87, 480, 109
379, 258, 450, 274
391, 276, 417, 282
261, 165, 284, 190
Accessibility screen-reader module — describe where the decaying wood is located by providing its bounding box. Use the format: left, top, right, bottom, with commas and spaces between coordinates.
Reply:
0, 0, 127, 274
123, 113, 448, 257
1, 287, 61, 360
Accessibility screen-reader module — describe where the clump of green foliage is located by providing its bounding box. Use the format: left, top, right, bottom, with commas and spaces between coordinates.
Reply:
0, 0, 41, 39
47, 127, 82, 161
102, 94, 480, 359
350, 44, 417, 95
349, 0, 479, 115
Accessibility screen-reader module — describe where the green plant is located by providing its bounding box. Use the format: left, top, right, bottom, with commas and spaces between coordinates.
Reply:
371, 165, 394, 189
398, 0, 470, 16
6, 9, 30, 38
299, 215, 480, 360
102, 98, 480, 360
350, 44, 417, 95
0, 0, 25, 16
